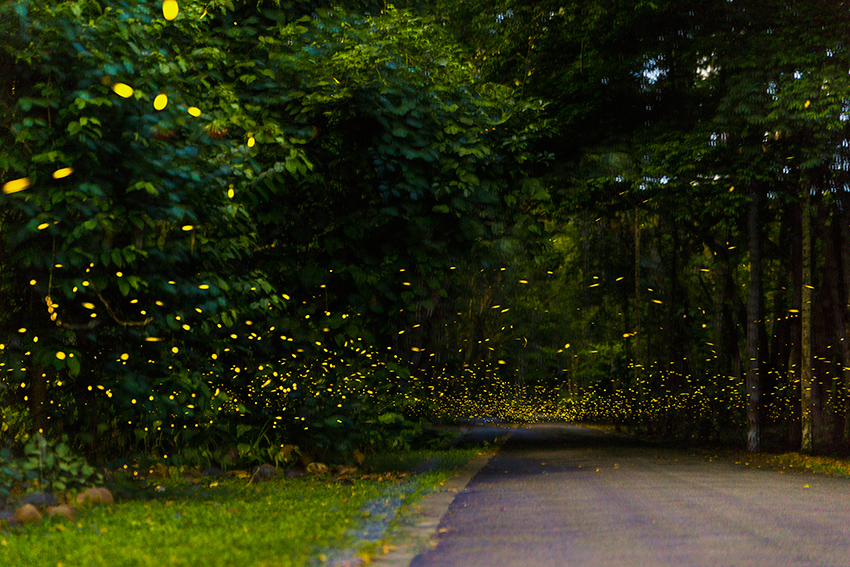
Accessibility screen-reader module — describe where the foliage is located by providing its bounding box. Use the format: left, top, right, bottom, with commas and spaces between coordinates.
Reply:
0, 0, 549, 464
435, 0, 850, 451
4, 0, 849, 461
0, 433, 102, 503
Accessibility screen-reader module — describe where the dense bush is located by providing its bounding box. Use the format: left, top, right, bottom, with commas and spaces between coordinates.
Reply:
0, 433, 102, 504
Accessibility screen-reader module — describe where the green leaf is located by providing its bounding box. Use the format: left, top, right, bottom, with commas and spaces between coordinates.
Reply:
118, 278, 130, 296
67, 357, 80, 377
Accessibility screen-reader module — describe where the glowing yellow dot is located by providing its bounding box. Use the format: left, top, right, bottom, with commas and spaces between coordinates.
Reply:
37, 222, 50, 230
804, 100, 811, 109
162, 0, 179, 21
2, 177, 31, 194
171, 347, 179, 353
187, 106, 201, 117
17, 328, 26, 333
116, 272, 123, 277
82, 302, 95, 309
29, 280, 36, 285
52, 167, 73, 179
112, 83, 134, 98
182, 324, 190, 331
55, 352, 66, 360
120, 353, 129, 361
154, 94, 168, 110
198, 284, 210, 290
247, 136, 255, 147
227, 187, 235, 199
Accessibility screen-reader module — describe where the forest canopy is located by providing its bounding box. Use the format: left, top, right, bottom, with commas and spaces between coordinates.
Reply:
2, 0, 849, 463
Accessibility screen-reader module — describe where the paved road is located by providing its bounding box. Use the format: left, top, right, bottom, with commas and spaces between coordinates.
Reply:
410, 423, 850, 567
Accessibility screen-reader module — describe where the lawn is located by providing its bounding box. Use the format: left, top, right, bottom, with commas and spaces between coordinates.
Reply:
0, 447, 483, 567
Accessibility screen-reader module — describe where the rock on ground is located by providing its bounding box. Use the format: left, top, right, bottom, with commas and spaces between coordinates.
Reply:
13, 504, 42, 524
76, 487, 114, 506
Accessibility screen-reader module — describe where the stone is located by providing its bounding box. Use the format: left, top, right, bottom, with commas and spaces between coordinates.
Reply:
13, 504, 42, 524
76, 486, 114, 506
250, 464, 278, 481
46, 504, 77, 521
306, 462, 329, 475
335, 465, 359, 476
285, 466, 306, 478
201, 466, 225, 477
20, 491, 58, 508
0, 509, 17, 527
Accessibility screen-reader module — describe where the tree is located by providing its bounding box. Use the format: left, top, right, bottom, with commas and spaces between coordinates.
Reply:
1, 0, 551, 459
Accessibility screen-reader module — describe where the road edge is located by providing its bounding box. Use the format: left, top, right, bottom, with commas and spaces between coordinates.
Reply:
369, 429, 514, 567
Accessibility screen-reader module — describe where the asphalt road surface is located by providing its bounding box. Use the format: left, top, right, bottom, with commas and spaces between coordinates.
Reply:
409, 423, 850, 567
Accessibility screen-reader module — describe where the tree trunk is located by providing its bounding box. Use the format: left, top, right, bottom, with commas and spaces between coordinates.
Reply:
746, 186, 761, 452
835, 188, 850, 446
801, 185, 814, 453
823, 200, 849, 447
634, 206, 641, 376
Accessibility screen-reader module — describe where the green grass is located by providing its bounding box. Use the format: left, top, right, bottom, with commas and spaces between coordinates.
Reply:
0, 446, 484, 567
704, 448, 850, 477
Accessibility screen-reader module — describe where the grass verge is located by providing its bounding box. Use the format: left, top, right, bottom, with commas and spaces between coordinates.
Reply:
0, 445, 485, 567
694, 447, 850, 477
583, 421, 850, 478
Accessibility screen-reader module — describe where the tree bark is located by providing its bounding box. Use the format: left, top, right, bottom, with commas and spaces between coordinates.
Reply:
824, 200, 850, 447
833, 188, 850, 446
801, 184, 814, 453
634, 206, 641, 376
746, 186, 761, 452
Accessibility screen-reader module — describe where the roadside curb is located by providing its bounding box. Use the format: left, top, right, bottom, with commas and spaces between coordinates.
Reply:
369, 426, 516, 567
